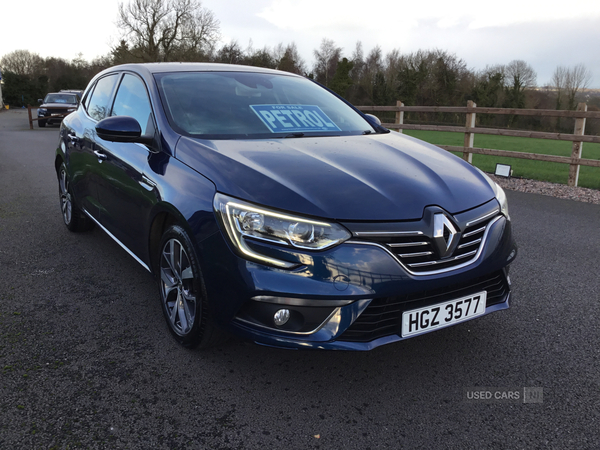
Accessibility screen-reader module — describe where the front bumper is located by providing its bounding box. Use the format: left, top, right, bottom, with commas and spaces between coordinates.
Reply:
230, 269, 511, 350
38, 109, 75, 123
201, 205, 517, 350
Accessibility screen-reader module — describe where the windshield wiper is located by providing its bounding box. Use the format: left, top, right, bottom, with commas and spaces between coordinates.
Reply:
280, 132, 341, 139
362, 130, 373, 135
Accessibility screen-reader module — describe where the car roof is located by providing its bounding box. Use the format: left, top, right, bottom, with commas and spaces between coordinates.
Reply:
106, 62, 300, 77
45, 92, 78, 97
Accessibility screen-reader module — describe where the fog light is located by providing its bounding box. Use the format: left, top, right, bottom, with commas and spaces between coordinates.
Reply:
274, 309, 290, 326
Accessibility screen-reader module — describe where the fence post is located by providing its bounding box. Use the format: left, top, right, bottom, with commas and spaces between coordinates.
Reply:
568, 102, 587, 187
463, 100, 476, 163
395, 100, 404, 133
27, 105, 33, 130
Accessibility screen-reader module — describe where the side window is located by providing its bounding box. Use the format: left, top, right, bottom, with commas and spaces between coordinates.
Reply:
111, 74, 153, 135
87, 74, 119, 122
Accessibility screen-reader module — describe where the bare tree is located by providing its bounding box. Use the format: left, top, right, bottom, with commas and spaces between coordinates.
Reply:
117, 0, 220, 62
565, 64, 592, 110
216, 40, 244, 64
313, 38, 342, 86
505, 60, 536, 89
275, 43, 306, 75
504, 60, 536, 108
551, 65, 567, 110
344, 42, 366, 103
360, 46, 383, 95
349, 41, 364, 78
88, 55, 114, 75
0, 50, 44, 77
382, 48, 401, 93
244, 45, 277, 69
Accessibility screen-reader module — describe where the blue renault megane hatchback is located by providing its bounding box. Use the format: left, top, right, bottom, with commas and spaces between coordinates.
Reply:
56, 63, 517, 350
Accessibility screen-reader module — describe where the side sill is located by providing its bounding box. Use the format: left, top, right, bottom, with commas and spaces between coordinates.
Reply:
82, 209, 151, 273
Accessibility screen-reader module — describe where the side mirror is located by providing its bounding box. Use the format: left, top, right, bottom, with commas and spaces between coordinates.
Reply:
364, 114, 382, 126
96, 116, 153, 145
38, 99, 43, 104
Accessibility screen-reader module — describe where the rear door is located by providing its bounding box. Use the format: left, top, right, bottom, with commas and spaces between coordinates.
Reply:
68, 73, 120, 222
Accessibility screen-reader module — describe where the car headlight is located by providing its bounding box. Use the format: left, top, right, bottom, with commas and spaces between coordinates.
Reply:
214, 193, 351, 268
38, 108, 47, 115
476, 168, 510, 220
493, 182, 510, 220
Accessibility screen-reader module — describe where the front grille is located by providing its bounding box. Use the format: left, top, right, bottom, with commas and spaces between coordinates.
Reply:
358, 212, 499, 274
47, 108, 69, 115
340, 271, 509, 343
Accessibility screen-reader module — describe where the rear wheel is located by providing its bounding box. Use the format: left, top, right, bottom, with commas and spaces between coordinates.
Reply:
158, 225, 222, 348
58, 163, 94, 232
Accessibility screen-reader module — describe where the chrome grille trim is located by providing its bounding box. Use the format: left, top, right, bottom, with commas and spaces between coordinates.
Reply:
458, 238, 482, 249
347, 214, 503, 276
407, 250, 477, 268
466, 208, 499, 227
463, 226, 486, 238
353, 230, 423, 237
398, 251, 433, 258
389, 241, 428, 248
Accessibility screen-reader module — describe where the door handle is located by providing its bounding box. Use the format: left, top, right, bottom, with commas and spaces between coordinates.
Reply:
139, 174, 157, 191
67, 134, 80, 144
93, 150, 107, 161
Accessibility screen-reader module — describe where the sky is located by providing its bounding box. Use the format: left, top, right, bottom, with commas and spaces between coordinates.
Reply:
1, 0, 599, 88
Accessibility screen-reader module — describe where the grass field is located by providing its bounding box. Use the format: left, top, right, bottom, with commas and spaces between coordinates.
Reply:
403, 130, 600, 190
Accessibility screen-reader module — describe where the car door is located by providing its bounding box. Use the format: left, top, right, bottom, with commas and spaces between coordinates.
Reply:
69, 73, 120, 222
93, 72, 162, 261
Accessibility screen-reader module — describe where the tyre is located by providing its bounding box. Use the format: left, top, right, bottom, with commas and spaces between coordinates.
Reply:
38, 119, 46, 128
158, 225, 222, 348
58, 163, 94, 232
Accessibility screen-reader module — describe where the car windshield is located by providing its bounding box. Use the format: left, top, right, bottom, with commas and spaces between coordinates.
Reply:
44, 94, 78, 104
154, 71, 376, 139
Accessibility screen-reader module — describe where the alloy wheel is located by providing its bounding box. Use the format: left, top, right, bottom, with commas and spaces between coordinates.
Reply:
159, 238, 197, 336
59, 167, 72, 225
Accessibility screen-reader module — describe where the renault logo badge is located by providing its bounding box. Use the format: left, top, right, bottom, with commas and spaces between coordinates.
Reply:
433, 214, 457, 258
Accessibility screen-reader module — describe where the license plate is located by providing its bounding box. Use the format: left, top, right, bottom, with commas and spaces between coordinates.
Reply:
401, 291, 487, 338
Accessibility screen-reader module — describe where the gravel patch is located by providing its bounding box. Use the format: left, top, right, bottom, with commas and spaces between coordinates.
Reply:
489, 174, 600, 205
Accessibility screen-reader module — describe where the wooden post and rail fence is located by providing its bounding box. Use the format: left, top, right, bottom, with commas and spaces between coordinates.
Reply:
357, 101, 600, 187
26, 105, 71, 130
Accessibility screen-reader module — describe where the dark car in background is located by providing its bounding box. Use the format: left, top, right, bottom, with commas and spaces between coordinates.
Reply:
37, 92, 79, 127
55, 63, 517, 350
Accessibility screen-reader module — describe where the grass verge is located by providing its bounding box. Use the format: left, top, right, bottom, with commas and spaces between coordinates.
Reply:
403, 130, 600, 190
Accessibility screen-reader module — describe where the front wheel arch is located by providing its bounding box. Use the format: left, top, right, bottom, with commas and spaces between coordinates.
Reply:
55, 155, 64, 176
157, 224, 225, 348
148, 210, 186, 276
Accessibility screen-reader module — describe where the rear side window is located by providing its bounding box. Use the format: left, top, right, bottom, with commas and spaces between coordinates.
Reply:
111, 74, 153, 135
86, 74, 119, 122
82, 88, 93, 111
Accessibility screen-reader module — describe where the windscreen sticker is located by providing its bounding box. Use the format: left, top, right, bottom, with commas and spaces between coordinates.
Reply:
250, 104, 341, 133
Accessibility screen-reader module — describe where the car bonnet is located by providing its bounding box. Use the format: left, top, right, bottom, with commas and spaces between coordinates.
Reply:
174, 132, 496, 221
